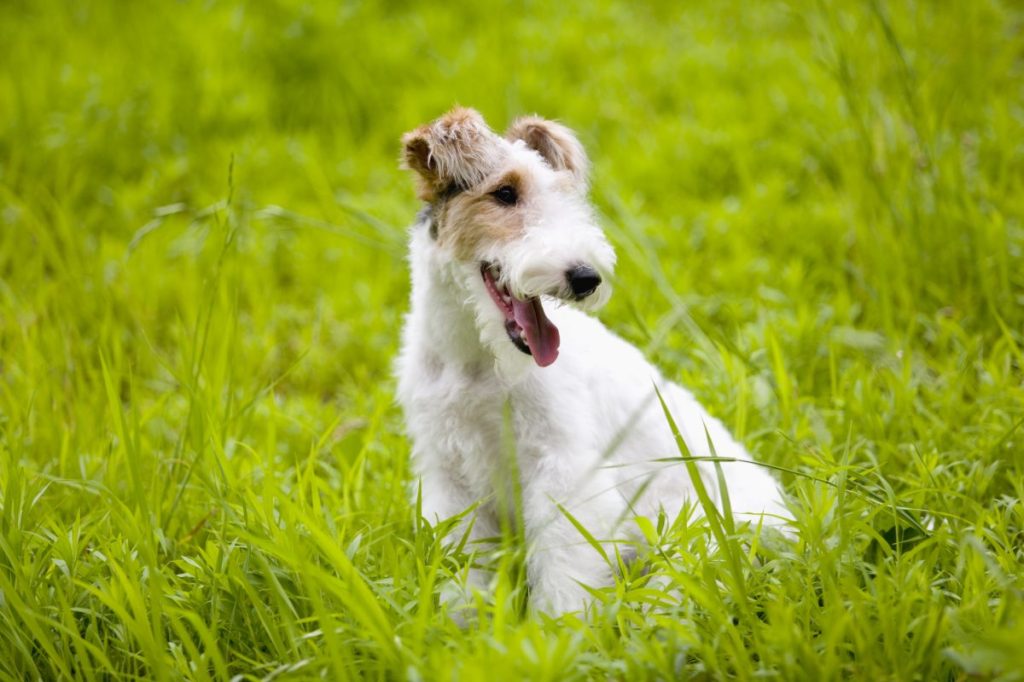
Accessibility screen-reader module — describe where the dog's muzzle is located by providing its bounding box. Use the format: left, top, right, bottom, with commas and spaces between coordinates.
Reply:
481, 263, 561, 367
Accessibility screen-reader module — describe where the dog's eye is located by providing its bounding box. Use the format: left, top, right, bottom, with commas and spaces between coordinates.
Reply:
491, 185, 518, 206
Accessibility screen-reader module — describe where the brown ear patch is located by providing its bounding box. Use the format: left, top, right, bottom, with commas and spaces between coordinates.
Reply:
403, 134, 434, 178
505, 116, 589, 188
401, 107, 502, 202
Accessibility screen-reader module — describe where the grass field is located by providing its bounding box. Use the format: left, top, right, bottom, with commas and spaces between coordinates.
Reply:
2, 0, 1023, 679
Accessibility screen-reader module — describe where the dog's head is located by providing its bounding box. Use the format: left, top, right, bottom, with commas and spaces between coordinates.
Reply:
401, 107, 615, 369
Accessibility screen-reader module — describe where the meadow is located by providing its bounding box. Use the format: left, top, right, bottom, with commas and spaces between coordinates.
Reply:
1, 0, 1022, 679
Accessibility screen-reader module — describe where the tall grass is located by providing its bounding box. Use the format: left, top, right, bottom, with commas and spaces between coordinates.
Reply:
1, 0, 1022, 678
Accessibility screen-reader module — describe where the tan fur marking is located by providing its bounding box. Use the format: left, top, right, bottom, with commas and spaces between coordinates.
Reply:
401, 127, 438, 201
487, 170, 524, 194
438, 168, 532, 260
505, 116, 589, 188
401, 107, 501, 202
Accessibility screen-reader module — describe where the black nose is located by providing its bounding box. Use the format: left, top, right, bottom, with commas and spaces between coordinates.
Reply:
567, 264, 601, 299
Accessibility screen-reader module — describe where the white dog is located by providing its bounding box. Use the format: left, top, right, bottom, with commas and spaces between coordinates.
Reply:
396, 107, 789, 615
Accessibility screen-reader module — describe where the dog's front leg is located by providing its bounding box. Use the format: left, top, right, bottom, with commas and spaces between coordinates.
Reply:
418, 467, 497, 619
521, 461, 624, 615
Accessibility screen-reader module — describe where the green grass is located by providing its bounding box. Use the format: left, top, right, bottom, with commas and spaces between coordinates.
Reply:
1, 0, 1023, 679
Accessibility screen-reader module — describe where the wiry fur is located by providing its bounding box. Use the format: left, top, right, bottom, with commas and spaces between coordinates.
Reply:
402, 107, 505, 202
396, 107, 790, 616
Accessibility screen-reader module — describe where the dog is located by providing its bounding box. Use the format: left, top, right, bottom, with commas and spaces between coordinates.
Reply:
395, 107, 790, 616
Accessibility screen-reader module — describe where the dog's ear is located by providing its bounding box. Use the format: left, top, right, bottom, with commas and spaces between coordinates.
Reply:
401, 107, 499, 202
505, 116, 589, 188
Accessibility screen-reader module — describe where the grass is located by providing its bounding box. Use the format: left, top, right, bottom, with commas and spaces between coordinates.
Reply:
1, 0, 1022, 678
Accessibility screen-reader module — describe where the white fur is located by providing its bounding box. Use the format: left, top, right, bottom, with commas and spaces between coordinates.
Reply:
396, 119, 790, 616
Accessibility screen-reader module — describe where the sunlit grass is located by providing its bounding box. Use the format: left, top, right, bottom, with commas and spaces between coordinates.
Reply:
1, 0, 1022, 679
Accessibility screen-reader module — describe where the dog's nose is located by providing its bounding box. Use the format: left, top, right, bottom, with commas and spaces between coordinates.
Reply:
567, 264, 601, 299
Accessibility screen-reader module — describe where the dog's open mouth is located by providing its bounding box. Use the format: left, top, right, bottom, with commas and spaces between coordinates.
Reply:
481, 263, 560, 367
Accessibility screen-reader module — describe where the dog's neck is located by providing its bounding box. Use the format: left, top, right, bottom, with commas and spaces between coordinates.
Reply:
404, 222, 495, 373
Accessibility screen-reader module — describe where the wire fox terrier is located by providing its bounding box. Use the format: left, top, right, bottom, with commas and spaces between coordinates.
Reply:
396, 107, 789, 615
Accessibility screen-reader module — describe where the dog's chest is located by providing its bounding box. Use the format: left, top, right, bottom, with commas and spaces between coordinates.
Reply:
401, 359, 514, 495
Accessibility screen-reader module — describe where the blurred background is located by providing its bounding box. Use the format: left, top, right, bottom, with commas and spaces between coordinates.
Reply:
1, 0, 1022, 678
3, 0, 1021, 469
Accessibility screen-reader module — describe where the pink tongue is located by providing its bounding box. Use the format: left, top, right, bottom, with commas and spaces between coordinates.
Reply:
512, 296, 560, 367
